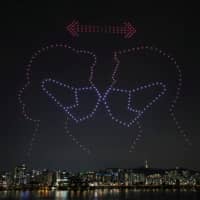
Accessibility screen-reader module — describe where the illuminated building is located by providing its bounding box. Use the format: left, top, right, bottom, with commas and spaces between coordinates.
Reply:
14, 164, 27, 185
56, 171, 70, 187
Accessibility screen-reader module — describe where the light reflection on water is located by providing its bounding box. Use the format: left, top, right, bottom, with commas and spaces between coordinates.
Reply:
0, 189, 199, 200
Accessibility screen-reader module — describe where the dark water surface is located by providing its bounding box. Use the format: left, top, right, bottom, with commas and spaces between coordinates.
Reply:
0, 189, 199, 200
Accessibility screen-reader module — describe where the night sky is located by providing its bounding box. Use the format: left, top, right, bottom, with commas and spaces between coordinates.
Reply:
0, 2, 199, 172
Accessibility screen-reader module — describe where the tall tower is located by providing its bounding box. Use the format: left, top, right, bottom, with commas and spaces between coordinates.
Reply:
145, 160, 149, 169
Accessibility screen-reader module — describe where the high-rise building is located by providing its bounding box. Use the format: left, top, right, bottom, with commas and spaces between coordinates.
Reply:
14, 164, 27, 185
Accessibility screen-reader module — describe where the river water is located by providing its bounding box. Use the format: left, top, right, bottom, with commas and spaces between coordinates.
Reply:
0, 189, 199, 200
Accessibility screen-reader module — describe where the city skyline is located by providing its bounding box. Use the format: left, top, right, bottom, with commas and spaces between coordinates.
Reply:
1, 162, 200, 192
1, 160, 199, 173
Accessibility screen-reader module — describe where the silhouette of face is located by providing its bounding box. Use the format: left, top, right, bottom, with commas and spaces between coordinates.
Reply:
19, 41, 187, 168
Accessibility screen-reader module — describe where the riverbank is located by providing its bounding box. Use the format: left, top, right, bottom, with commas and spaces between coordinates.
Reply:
1, 185, 200, 191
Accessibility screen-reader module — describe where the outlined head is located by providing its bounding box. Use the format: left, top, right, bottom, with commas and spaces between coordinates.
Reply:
103, 45, 192, 148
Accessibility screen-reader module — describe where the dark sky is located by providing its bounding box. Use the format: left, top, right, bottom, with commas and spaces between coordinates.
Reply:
0, 2, 199, 172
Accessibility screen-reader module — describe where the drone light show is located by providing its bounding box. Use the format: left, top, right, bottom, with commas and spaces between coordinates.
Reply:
1, 2, 200, 199
66, 20, 136, 39
16, 20, 192, 167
